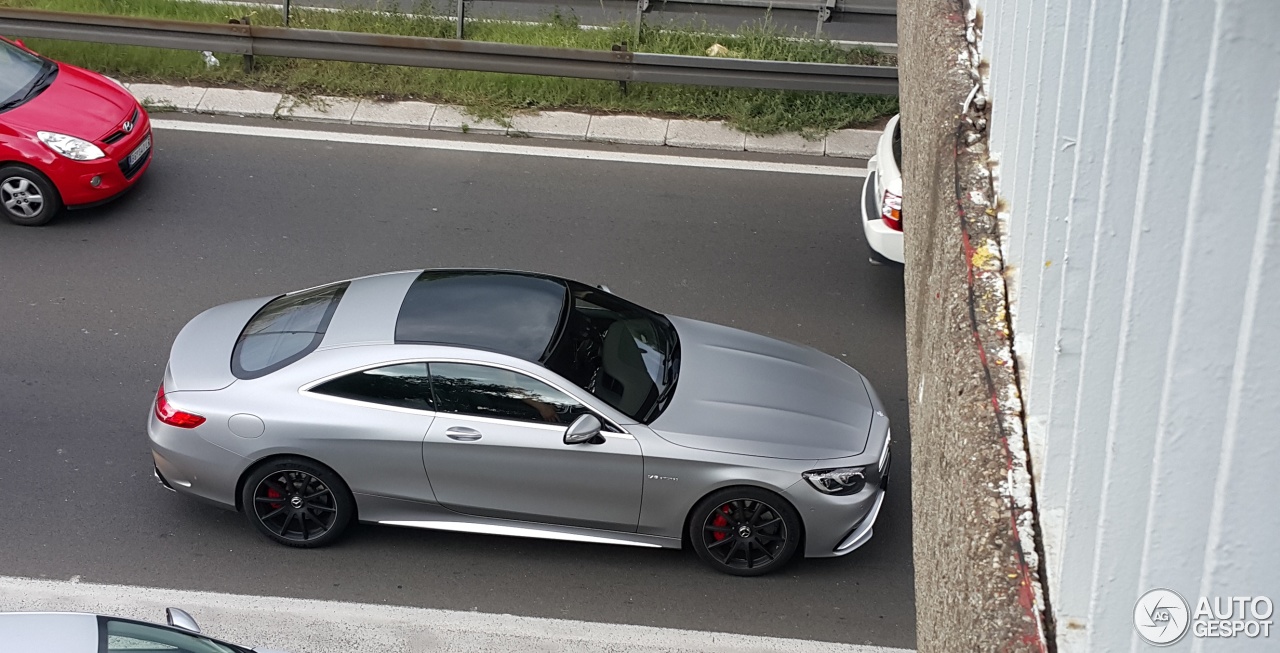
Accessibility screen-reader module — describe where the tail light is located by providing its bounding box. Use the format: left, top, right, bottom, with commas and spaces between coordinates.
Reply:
880, 189, 902, 231
155, 384, 206, 429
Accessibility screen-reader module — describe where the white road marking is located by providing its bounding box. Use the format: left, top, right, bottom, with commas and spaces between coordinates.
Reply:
379, 520, 664, 547
150, 120, 868, 177
0, 575, 912, 653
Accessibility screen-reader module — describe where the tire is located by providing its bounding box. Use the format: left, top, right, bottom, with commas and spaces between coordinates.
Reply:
0, 165, 62, 226
241, 458, 355, 548
867, 244, 896, 266
688, 487, 801, 576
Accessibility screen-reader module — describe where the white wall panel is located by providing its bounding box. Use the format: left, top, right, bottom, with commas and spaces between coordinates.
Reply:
976, 0, 1280, 648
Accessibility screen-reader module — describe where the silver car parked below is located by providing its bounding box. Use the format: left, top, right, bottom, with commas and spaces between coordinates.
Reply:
149, 269, 892, 576
0, 608, 283, 652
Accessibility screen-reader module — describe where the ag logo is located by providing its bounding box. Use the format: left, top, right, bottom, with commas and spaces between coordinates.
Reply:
1134, 588, 1191, 646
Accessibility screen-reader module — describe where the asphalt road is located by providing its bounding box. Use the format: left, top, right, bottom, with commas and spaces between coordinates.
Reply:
0, 120, 914, 649
288, 0, 900, 45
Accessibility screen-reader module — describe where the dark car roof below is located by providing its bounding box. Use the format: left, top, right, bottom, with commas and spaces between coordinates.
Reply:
393, 270, 567, 361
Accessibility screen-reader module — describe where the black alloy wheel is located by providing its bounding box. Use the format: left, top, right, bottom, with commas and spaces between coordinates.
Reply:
241, 458, 354, 548
689, 487, 801, 576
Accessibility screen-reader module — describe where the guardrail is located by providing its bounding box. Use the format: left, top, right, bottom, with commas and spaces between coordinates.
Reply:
0, 8, 898, 95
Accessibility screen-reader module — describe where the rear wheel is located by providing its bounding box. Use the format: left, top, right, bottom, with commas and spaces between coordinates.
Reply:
689, 487, 801, 576
0, 165, 62, 226
241, 458, 354, 548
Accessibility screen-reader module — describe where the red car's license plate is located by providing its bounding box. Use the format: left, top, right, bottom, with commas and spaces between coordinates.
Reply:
128, 135, 151, 166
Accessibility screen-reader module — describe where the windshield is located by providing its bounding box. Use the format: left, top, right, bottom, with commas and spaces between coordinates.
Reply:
543, 281, 680, 423
0, 39, 53, 112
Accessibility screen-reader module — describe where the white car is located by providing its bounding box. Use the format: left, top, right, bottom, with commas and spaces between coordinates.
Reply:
860, 114, 904, 264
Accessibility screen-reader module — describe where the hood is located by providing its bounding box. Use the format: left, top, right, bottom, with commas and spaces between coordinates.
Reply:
6, 63, 136, 139
649, 316, 875, 460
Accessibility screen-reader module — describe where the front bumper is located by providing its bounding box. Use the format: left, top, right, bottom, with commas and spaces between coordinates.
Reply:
859, 166, 905, 264
57, 130, 152, 208
787, 449, 891, 558
833, 486, 886, 554
41, 104, 153, 209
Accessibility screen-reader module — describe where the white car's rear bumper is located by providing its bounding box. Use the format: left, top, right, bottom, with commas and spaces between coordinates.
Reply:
860, 163, 905, 264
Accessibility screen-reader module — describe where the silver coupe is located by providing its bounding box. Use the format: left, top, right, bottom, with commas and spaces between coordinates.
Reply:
149, 269, 892, 576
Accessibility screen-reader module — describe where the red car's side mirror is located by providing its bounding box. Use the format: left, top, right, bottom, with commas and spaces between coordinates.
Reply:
13, 39, 30, 51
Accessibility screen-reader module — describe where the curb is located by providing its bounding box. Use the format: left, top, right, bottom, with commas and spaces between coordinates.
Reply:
128, 84, 882, 159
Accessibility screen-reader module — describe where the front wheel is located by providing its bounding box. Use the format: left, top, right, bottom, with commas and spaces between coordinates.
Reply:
689, 487, 801, 576
0, 165, 62, 226
241, 458, 355, 548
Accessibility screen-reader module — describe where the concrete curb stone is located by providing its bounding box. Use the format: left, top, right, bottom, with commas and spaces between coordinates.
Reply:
509, 111, 592, 141
351, 100, 437, 129
825, 128, 881, 158
197, 88, 283, 118
586, 115, 669, 146
278, 95, 360, 124
429, 105, 508, 134
129, 84, 206, 112
745, 132, 826, 156
665, 120, 748, 152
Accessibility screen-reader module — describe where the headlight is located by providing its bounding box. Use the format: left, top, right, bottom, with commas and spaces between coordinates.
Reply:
803, 467, 867, 495
37, 131, 105, 161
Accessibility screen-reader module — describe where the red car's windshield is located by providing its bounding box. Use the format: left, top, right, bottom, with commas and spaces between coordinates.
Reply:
0, 39, 55, 113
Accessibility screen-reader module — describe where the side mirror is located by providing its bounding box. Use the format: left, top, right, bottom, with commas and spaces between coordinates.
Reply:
596, 284, 612, 294
564, 414, 602, 445
165, 607, 201, 633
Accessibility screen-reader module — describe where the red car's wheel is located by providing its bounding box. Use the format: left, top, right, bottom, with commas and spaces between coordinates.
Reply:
0, 164, 61, 226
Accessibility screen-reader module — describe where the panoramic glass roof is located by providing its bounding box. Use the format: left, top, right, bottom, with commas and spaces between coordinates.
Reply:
394, 270, 567, 361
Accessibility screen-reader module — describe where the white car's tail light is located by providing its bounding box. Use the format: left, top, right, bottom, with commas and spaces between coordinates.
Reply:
880, 189, 902, 231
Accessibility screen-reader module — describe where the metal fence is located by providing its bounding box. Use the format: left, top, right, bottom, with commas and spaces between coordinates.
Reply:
0, 8, 898, 95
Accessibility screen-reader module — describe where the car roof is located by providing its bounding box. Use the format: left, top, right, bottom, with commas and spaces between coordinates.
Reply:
0, 612, 98, 651
321, 269, 570, 362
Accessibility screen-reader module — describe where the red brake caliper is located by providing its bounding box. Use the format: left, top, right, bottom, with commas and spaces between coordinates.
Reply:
266, 487, 283, 510
711, 505, 731, 541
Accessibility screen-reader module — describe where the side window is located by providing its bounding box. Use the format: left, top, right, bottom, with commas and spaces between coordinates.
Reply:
103, 618, 239, 653
310, 362, 434, 411
429, 363, 592, 426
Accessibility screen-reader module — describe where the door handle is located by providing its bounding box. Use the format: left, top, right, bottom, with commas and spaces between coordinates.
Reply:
445, 426, 482, 441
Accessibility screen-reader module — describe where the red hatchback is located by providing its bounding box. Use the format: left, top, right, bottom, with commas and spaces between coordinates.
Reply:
0, 38, 151, 226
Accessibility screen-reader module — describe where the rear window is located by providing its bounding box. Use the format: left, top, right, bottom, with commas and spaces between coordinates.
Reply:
231, 283, 348, 379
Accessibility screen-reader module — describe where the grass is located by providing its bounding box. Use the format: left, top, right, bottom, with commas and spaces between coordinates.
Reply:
3, 0, 899, 134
